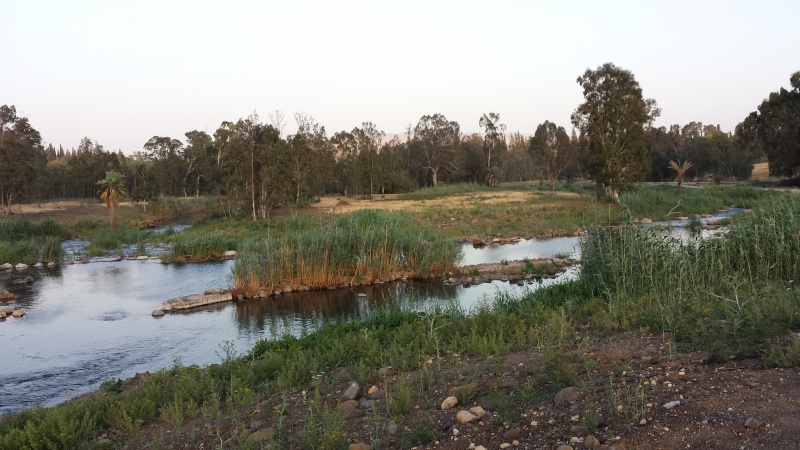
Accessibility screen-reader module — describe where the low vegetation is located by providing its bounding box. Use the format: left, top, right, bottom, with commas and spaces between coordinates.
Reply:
0, 217, 67, 264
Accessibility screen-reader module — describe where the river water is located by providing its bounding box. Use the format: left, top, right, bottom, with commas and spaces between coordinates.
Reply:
0, 237, 581, 414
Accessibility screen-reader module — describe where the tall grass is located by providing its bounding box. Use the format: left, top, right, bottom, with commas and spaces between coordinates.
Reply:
165, 234, 238, 262
0, 218, 67, 263
83, 226, 147, 255
397, 183, 494, 200
579, 195, 800, 357
233, 209, 461, 296
619, 185, 775, 221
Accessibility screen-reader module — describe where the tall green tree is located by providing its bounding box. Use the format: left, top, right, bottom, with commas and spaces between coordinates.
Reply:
479, 112, 506, 171
411, 113, 461, 187
97, 171, 128, 230
571, 63, 660, 201
0, 105, 46, 214
529, 121, 576, 190
744, 71, 800, 176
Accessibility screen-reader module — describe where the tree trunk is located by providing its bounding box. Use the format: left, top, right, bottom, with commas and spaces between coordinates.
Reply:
109, 205, 117, 231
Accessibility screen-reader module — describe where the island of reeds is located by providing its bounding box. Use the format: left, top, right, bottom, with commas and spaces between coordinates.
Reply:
232, 209, 461, 297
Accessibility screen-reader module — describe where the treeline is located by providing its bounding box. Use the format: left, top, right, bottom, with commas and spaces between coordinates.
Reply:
2, 70, 797, 214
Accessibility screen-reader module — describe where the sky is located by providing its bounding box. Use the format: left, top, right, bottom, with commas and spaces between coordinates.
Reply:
2, 0, 798, 153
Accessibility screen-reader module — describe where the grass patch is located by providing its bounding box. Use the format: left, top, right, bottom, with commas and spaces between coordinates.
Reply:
233, 209, 460, 296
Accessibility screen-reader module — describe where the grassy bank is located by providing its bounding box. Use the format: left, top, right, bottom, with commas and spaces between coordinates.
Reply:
0, 218, 67, 264
3, 193, 799, 449
232, 209, 460, 296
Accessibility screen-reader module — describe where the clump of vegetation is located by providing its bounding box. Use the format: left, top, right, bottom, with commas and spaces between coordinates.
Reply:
0, 217, 67, 263
233, 209, 460, 296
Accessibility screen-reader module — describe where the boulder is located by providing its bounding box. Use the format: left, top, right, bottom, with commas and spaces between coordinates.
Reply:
0, 263, 13, 270
12, 309, 25, 318
0, 290, 15, 300
46, 262, 56, 267
34, 262, 43, 268
160, 292, 233, 311
338, 400, 359, 412
15, 263, 28, 270
13, 276, 34, 285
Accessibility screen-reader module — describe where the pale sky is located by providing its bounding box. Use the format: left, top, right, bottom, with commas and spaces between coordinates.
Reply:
2, 0, 798, 153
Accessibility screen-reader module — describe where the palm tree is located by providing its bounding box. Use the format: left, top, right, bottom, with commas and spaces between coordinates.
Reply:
97, 171, 128, 230
667, 160, 694, 187
485, 165, 502, 187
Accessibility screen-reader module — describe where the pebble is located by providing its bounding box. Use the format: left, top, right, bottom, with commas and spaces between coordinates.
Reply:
500, 444, 511, 449
456, 410, 479, 424
469, 406, 486, 418
338, 400, 359, 412
12, 309, 25, 318
744, 417, 763, 429
556, 445, 574, 450
341, 381, 360, 401
503, 427, 521, 439
663, 400, 680, 409
584, 435, 600, 449
441, 396, 459, 410
367, 385, 378, 395
513, 440, 520, 446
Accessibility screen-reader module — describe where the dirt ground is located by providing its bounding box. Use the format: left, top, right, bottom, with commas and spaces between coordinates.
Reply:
117, 333, 800, 450
8, 200, 145, 225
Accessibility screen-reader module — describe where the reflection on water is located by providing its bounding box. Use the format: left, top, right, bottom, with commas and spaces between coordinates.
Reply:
460, 237, 581, 265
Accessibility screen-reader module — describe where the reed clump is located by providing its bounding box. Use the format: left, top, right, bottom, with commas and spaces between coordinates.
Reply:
0, 218, 67, 264
165, 233, 238, 262
233, 209, 460, 296
579, 195, 800, 358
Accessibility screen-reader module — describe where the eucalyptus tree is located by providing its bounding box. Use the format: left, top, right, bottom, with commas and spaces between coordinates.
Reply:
529, 121, 575, 190
143, 136, 185, 196
353, 122, 385, 196
479, 112, 506, 171
411, 113, 461, 187
571, 63, 660, 201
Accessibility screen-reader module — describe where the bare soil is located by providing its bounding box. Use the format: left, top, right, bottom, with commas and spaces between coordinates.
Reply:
116, 332, 800, 450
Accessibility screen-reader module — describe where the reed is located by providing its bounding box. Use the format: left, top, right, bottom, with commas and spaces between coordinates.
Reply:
619, 185, 774, 221
233, 209, 460, 296
0, 217, 69, 241
165, 233, 238, 262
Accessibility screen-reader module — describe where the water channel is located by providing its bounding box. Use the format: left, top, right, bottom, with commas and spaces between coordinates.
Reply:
0, 208, 739, 414
0, 237, 581, 414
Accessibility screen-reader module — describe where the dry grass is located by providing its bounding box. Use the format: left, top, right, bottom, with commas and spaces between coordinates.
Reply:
751, 162, 771, 181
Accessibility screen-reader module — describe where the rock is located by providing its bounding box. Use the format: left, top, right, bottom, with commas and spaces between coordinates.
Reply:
556, 446, 574, 450
249, 427, 275, 441
385, 421, 398, 435
448, 382, 478, 400
639, 346, 658, 357
341, 381, 360, 401
0, 290, 15, 300
0, 263, 12, 270
456, 410, 478, 424
744, 417, 763, 429
662, 400, 680, 409
298, 285, 310, 291
47, 262, 56, 267
641, 218, 653, 224
34, 262, 43, 267
257, 290, 270, 298
357, 293, 367, 298
15, 263, 28, 270
585, 435, 601, 449
12, 276, 34, 285
368, 388, 384, 400
249, 420, 264, 430
367, 385, 378, 395
0, 311, 5, 319
503, 427, 521, 439
348, 444, 372, 450
500, 444, 511, 449
151, 309, 165, 317
282, 284, 292, 293
469, 406, 486, 419
136, 256, 148, 260
378, 367, 395, 377
223, 250, 237, 257
338, 400, 359, 412
347, 409, 364, 419
204, 288, 226, 295
160, 291, 233, 311
12, 309, 25, 318
554, 386, 580, 407
441, 396, 459, 410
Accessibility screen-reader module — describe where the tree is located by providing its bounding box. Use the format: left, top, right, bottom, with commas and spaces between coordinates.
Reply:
529, 121, 575, 190
479, 112, 506, 170
0, 105, 46, 214
411, 114, 461, 186
571, 63, 660, 201
97, 171, 128, 230
743, 71, 800, 176
667, 160, 694, 187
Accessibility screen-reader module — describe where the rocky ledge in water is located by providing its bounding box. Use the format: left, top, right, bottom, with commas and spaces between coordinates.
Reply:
448, 257, 577, 286
153, 289, 233, 316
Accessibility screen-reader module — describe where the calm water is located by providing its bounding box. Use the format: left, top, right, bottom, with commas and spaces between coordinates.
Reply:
0, 238, 581, 414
